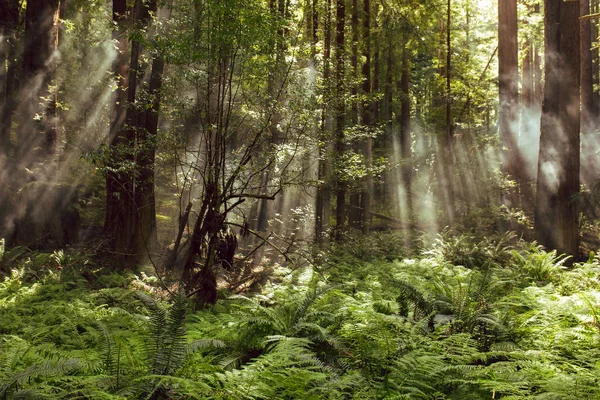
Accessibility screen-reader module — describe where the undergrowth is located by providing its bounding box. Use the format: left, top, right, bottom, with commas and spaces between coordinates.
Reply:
1, 233, 600, 399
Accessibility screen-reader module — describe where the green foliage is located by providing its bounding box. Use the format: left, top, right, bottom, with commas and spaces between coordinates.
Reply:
2, 236, 600, 399
511, 243, 570, 285
424, 230, 516, 269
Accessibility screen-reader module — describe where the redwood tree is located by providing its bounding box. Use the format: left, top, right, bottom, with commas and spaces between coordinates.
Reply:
580, 0, 596, 184
334, 0, 346, 235
535, 0, 580, 258
105, 0, 161, 267
315, 0, 332, 243
0, 0, 19, 153
19, 0, 61, 159
360, 0, 372, 233
498, 0, 519, 204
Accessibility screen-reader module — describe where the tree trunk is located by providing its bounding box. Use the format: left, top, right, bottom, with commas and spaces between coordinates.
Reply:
316, 0, 332, 243
533, 45, 542, 113
521, 41, 533, 110
19, 0, 60, 160
359, 0, 372, 234
498, 0, 519, 207
334, 0, 346, 236
135, 47, 164, 255
580, 0, 596, 184
443, 0, 455, 225
591, 0, 600, 112
381, 25, 393, 206
400, 47, 413, 224
581, 0, 594, 131
0, 0, 19, 153
349, 0, 361, 229
105, 0, 129, 239
533, 4, 543, 112
534, 0, 580, 259
107, 0, 160, 267
255, 0, 288, 236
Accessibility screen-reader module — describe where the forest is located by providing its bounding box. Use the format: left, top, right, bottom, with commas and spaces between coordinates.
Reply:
1, 0, 600, 398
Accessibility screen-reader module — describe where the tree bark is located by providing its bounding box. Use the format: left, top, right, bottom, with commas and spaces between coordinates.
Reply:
349, 0, 361, 229
498, 0, 519, 205
580, 0, 596, 184
533, 43, 542, 113
443, 0, 455, 225
316, 0, 332, 243
359, 0, 372, 234
591, 0, 600, 112
400, 47, 413, 223
581, 0, 594, 131
334, 0, 346, 236
107, 0, 160, 267
521, 41, 533, 110
19, 0, 60, 160
105, 0, 129, 238
535, 0, 580, 259
0, 0, 19, 153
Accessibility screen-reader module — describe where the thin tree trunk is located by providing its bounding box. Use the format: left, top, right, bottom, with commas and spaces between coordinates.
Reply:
400, 47, 413, 224
382, 25, 393, 206
581, 0, 595, 184
349, 0, 361, 229
521, 41, 533, 110
334, 0, 346, 236
316, 0, 332, 242
592, 0, 600, 112
360, 0, 372, 233
581, 0, 594, 132
443, 0, 455, 224
533, 5, 543, 113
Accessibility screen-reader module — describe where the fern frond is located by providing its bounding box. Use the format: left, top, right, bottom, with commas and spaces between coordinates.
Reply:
0, 358, 81, 398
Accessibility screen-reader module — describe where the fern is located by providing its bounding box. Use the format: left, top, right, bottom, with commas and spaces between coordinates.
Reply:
0, 358, 82, 398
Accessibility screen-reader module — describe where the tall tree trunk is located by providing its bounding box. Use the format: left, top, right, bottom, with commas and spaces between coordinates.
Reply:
519, 38, 535, 210
359, 0, 372, 233
581, 0, 596, 184
334, 0, 346, 236
107, 0, 160, 267
349, 0, 361, 229
0, 0, 19, 154
521, 41, 533, 110
591, 0, 600, 112
498, 0, 519, 207
105, 0, 129, 237
443, 0, 455, 224
382, 24, 393, 207
400, 47, 413, 224
535, 0, 580, 259
255, 0, 288, 235
581, 0, 594, 131
311, 0, 318, 59
532, 47, 542, 111
316, 0, 332, 243
135, 43, 165, 256
19, 0, 60, 160
533, 4, 543, 113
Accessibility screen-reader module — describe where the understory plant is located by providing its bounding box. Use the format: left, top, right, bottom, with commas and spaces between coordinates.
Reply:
2, 234, 600, 399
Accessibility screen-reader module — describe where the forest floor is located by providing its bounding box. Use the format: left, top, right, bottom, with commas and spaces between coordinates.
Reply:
1, 231, 600, 399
